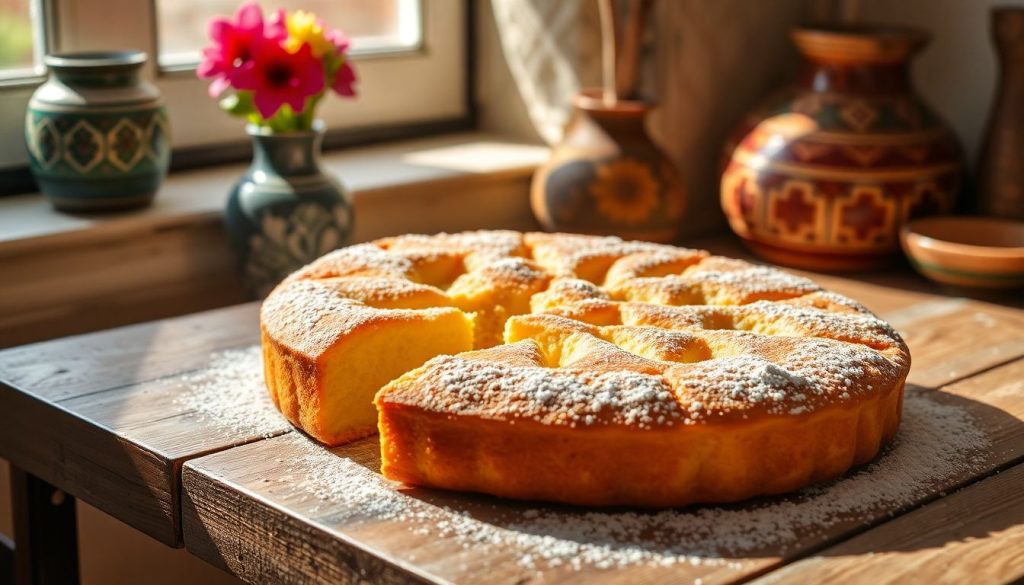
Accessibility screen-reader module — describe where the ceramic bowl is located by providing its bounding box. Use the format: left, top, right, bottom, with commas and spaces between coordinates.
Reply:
900, 216, 1024, 288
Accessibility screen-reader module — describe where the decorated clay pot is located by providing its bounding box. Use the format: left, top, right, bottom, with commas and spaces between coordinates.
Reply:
25, 51, 170, 211
224, 122, 353, 298
721, 26, 964, 271
531, 89, 686, 243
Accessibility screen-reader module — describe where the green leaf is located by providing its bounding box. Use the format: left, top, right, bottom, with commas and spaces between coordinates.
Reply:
220, 92, 256, 117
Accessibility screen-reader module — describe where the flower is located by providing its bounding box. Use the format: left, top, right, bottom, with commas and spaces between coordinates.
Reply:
326, 28, 351, 55
332, 60, 357, 97
231, 36, 325, 118
199, 3, 358, 128
197, 2, 280, 97
324, 27, 357, 97
589, 158, 661, 225
283, 10, 335, 57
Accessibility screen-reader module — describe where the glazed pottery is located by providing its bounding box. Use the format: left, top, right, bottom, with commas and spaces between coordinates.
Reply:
901, 216, 1024, 288
721, 26, 964, 271
224, 122, 353, 298
976, 8, 1024, 219
531, 89, 686, 243
25, 51, 170, 211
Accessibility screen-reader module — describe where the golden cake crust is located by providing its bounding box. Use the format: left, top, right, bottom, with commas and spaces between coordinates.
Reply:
260, 230, 911, 506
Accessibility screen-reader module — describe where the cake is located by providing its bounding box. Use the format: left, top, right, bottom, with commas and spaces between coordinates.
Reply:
260, 231, 910, 506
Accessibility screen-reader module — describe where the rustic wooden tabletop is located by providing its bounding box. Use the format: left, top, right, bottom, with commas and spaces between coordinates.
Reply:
1, 235, 1022, 584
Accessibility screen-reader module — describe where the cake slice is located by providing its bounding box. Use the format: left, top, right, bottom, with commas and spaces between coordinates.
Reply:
261, 278, 473, 445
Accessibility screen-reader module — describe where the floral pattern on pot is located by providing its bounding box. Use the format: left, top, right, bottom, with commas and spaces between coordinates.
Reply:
245, 202, 352, 297
590, 158, 662, 225
531, 90, 687, 244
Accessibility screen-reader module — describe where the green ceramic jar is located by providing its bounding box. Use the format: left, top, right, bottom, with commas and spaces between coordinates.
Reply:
25, 51, 170, 211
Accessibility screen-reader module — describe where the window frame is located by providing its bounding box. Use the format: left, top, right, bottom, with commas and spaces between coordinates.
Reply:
153, 0, 429, 75
0, 0, 476, 195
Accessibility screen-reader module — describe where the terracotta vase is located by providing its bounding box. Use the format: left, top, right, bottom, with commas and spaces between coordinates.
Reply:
721, 26, 965, 271
976, 8, 1024, 220
531, 90, 686, 243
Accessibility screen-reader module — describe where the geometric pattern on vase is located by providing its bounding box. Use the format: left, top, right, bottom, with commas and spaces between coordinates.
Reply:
834, 186, 893, 247
719, 27, 966, 269
839, 100, 880, 133
842, 145, 886, 167
770, 180, 822, 242
791, 142, 832, 163
63, 119, 104, 173
106, 118, 145, 172
729, 172, 760, 223
144, 113, 170, 163
28, 116, 61, 169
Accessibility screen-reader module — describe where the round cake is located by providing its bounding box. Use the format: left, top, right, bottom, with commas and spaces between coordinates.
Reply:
260, 231, 910, 507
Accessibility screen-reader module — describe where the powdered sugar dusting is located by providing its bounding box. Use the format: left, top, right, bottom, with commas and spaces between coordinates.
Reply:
389, 355, 684, 428
277, 388, 991, 573
176, 345, 285, 438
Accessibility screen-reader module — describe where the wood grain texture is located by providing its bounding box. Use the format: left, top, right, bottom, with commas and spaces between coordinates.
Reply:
0, 302, 292, 546
180, 358, 1024, 585
0, 303, 258, 402
892, 302, 1024, 388
752, 462, 1024, 585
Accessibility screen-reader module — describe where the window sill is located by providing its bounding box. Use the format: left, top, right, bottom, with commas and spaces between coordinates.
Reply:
0, 132, 548, 256
0, 133, 548, 346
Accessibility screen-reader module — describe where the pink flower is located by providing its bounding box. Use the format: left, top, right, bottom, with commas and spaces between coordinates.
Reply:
325, 29, 351, 54
324, 29, 357, 97
197, 2, 283, 97
332, 60, 357, 97
266, 8, 288, 42
231, 37, 325, 118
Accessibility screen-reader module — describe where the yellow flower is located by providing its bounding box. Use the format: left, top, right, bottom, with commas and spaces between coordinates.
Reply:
589, 158, 660, 225
284, 10, 334, 57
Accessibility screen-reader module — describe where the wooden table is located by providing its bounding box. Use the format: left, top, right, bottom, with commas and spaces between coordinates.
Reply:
1, 237, 1022, 584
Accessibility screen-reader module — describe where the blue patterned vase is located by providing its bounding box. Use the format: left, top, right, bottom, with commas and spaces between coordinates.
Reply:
25, 51, 170, 211
225, 122, 354, 298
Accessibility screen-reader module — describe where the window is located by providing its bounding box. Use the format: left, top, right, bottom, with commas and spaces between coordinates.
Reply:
0, 0, 39, 79
0, 0, 50, 169
156, 0, 423, 71
0, 0, 469, 182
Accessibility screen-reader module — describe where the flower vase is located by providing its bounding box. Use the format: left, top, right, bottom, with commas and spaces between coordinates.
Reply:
225, 122, 353, 298
25, 51, 170, 211
721, 26, 965, 271
531, 90, 686, 243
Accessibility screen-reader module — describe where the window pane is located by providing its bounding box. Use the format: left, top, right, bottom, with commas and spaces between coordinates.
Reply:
0, 0, 36, 76
156, 0, 422, 69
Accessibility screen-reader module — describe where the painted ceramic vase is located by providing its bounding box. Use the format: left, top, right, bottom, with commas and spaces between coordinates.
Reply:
976, 8, 1024, 220
25, 51, 170, 211
531, 90, 686, 243
225, 122, 353, 298
721, 26, 965, 271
